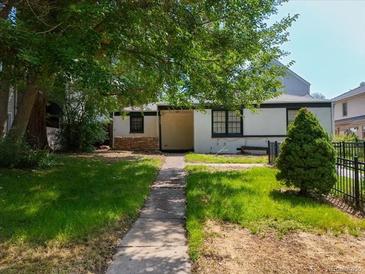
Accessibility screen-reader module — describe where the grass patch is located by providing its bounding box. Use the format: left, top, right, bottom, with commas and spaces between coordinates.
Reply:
185, 153, 267, 164
0, 155, 160, 272
186, 166, 365, 260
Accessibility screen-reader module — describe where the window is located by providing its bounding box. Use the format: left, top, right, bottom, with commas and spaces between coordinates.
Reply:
130, 114, 144, 133
287, 109, 299, 127
227, 111, 241, 134
212, 110, 242, 137
342, 102, 348, 117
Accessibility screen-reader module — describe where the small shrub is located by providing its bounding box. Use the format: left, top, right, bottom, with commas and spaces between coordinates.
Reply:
333, 132, 360, 142
276, 108, 336, 195
59, 118, 107, 152
57, 88, 108, 152
0, 138, 54, 169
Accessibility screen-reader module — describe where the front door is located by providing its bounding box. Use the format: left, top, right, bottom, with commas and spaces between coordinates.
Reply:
160, 110, 194, 151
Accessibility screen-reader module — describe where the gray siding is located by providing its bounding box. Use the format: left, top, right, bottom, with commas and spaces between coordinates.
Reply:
280, 70, 310, 96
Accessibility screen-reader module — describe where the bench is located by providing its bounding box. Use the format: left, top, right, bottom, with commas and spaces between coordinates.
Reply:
237, 146, 268, 155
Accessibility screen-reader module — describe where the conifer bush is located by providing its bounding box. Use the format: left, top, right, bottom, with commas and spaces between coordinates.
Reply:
276, 108, 336, 195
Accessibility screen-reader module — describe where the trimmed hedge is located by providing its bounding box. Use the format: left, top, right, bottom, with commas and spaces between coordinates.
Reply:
276, 108, 336, 195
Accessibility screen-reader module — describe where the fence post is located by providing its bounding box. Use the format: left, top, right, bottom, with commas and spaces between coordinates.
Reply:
274, 141, 279, 159
341, 141, 345, 158
363, 141, 365, 161
267, 141, 270, 164
354, 156, 360, 208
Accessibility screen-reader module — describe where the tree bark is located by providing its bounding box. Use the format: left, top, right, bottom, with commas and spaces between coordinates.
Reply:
0, 81, 10, 137
26, 92, 48, 149
8, 82, 38, 143
0, 1, 13, 19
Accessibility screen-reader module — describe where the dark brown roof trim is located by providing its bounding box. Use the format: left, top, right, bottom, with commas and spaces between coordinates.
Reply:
114, 111, 157, 116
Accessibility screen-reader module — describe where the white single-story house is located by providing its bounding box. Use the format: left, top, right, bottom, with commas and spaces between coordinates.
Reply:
112, 66, 332, 153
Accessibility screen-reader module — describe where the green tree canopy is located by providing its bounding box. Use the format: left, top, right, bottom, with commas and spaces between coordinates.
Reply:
0, 1, 296, 141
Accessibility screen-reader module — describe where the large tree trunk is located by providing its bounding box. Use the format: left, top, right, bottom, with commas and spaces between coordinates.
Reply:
0, 81, 10, 137
8, 82, 38, 143
26, 92, 48, 149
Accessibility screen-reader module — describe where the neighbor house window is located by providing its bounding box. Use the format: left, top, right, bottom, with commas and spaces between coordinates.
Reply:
342, 102, 348, 117
212, 110, 242, 137
287, 109, 299, 127
130, 114, 144, 133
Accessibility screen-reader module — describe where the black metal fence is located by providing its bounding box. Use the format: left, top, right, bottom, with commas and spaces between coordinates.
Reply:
333, 141, 365, 162
267, 141, 280, 165
333, 156, 365, 210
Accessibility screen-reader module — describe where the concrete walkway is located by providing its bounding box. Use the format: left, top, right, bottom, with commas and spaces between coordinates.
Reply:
106, 155, 191, 274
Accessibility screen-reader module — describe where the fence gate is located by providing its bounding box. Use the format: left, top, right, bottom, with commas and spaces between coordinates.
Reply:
268, 141, 280, 165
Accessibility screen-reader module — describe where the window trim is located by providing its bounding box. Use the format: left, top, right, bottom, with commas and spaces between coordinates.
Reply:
130, 113, 144, 133
286, 108, 300, 129
211, 109, 243, 137
342, 102, 348, 117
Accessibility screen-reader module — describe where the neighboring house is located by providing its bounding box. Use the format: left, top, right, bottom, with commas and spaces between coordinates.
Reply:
332, 83, 365, 139
112, 66, 332, 153
5, 88, 17, 133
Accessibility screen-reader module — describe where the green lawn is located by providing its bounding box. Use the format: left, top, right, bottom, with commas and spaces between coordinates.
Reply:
186, 166, 365, 260
185, 152, 267, 164
0, 156, 159, 245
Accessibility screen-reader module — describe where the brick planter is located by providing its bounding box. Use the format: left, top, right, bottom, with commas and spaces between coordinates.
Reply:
114, 137, 159, 151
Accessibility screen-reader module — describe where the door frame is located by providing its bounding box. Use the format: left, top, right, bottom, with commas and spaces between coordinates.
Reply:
158, 107, 194, 152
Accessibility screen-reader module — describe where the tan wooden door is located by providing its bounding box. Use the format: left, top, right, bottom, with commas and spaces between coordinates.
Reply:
160, 110, 194, 150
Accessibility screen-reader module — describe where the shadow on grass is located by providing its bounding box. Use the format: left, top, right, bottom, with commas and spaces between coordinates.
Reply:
269, 189, 328, 207
0, 156, 158, 244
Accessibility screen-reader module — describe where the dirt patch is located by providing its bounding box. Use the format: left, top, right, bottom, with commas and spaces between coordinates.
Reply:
0, 218, 134, 274
194, 220, 365, 274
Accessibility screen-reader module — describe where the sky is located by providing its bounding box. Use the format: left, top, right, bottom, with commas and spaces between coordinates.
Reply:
272, 0, 365, 99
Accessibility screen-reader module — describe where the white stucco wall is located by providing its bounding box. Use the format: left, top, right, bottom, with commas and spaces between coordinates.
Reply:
113, 115, 159, 138
307, 107, 332, 134
243, 108, 287, 135
193, 109, 286, 154
194, 107, 332, 154
5, 88, 16, 132
333, 93, 365, 121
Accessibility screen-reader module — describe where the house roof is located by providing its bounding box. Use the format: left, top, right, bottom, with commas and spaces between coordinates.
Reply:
122, 103, 158, 112
118, 94, 329, 113
273, 60, 311, 86
332, 83, 365, 102
264, 93, 329, 104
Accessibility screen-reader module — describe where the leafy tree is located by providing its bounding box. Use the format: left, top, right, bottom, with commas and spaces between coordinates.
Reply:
0, 1, 296, 144
311, 92, 326, 100
276, 108, 336, 195
57, 81, 112, 152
